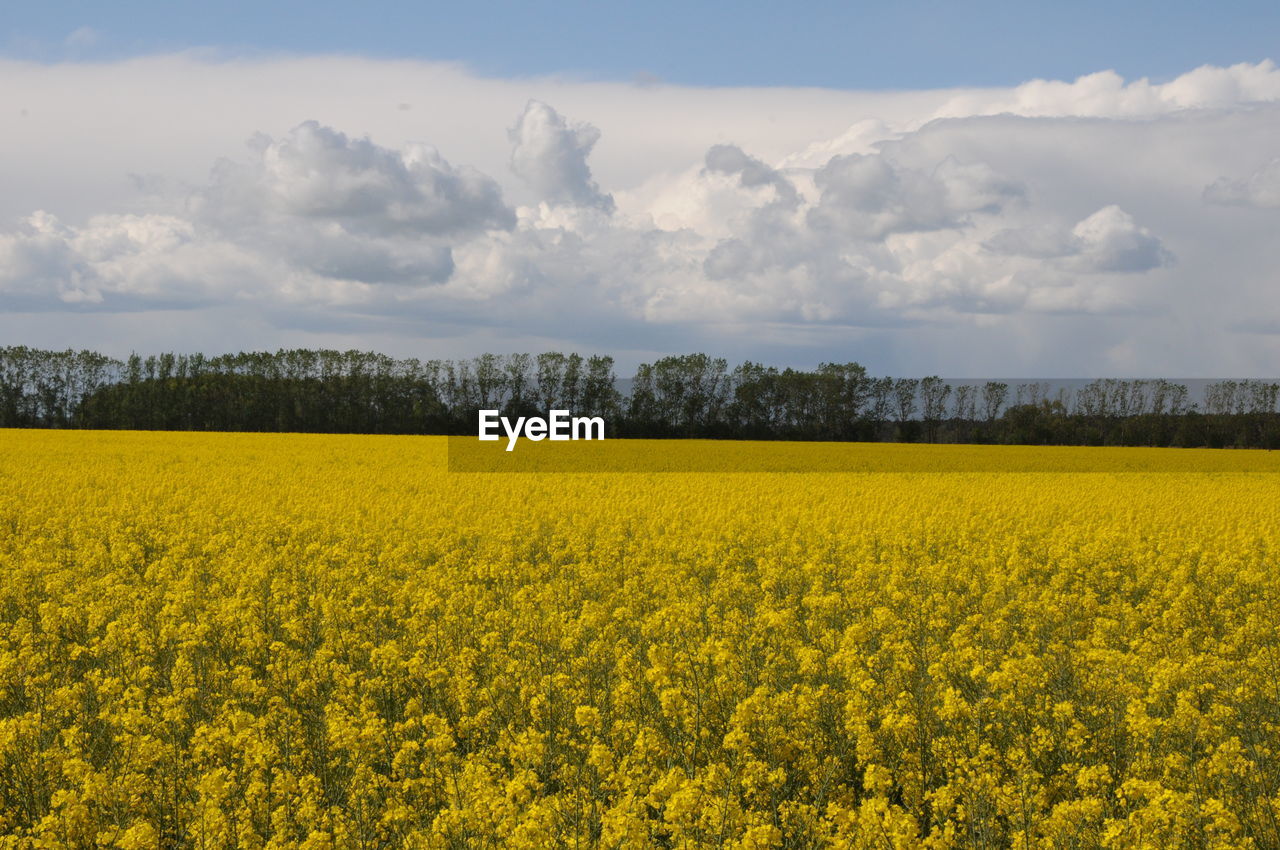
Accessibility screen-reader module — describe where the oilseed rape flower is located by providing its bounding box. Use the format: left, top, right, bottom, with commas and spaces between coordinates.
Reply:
0, 430, 1278, 847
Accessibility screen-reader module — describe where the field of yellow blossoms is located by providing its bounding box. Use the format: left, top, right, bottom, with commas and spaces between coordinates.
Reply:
2, 430, 1279, 849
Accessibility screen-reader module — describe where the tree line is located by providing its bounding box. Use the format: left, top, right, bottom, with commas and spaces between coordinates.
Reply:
2, 346, 1279, 448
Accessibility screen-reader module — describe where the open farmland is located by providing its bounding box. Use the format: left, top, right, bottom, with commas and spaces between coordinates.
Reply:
1, 431, 1278, 848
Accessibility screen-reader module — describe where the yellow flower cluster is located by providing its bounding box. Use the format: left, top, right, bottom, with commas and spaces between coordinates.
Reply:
0, 430, 1278, 848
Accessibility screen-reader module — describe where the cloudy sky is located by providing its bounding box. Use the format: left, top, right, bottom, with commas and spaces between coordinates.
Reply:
2, 3, 1280, 376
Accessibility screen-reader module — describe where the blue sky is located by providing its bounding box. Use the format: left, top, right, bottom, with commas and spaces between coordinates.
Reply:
6, 0, 1280, 89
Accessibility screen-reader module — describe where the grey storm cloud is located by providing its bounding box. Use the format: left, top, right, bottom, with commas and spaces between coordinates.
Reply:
508, 101, 615, 212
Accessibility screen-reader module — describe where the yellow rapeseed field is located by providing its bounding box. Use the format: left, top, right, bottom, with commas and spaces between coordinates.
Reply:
1, 430, 1278, 849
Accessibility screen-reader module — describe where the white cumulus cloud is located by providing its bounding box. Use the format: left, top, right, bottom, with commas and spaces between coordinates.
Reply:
1, 56, 1279, 374
987, 206, 1171, 273
509, 101, 615, 212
